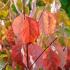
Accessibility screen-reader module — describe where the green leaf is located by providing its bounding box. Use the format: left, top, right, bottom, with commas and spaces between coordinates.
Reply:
16, 64, 20, 70
0, 60, 6, 70
39, 67, 43, 70
17, 0, 23, 12
67, 6, 70, 17
6, 65, 12, 70
28, 0, 32, 10
0, 10, 8, 19
59, 37, 65, 46
36, 0, 46, 7
60, 0, 70, 17
60, 0, 68, 6
11, 4, 18, 13
0, 51, 7, 59
5, 20, 11, 28
64, 27, 70, 37
25, 6, 29, 15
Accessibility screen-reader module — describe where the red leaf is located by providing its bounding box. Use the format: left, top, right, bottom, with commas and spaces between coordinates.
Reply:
43, 47, 61, 70
54, 42, 67, 68
11, 45, 26, 70
11, 43, 62, 70
39, 11, 57, 36
11, 44, 47, 70
12, 15, 39, 44
28, 44, 47, 70
6, 26, 15, 45
64, 47, 70, 70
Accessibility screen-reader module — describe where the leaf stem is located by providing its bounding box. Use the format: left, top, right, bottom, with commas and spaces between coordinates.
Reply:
23, 0, 25, 19
26, 44, 29, 70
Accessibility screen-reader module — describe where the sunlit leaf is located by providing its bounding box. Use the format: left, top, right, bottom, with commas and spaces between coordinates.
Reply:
12, 15, 40, 44
65, 38, 70, 47
0, 10, 8, 19
39, 11, 57, 36
17, 0, 23, 12
43, 0, 53, 4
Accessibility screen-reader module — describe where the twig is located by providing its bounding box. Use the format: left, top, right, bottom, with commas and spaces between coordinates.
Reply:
29, 37, 57, 69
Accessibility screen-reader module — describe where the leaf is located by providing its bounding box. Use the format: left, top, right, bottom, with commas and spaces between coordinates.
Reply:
17, 0, 23, 12
54, 41, 67, 68
60, 0, 70, 17
64, 27, 70, 37
36, 0, 46, 7
11, 45, 25, 68
43, 47, 61, 70
1, 0, 8, 4
5, 20, 11, 28
5, 26, 15, 45
44, 0, 54, 3
59, 37, 65, 46
39, 11, 57, 36
6, 65, 12, 70
0, 53, 7, 58
0, 51, 7, 59
11, 4, 18, 13
0, 1, 4, 8
11, 44, 47, 70
60, 0, 68, 6
64, 47, 70, 70
28, 44, 47, 70
28, 0, 32, 10
65, 38, 70, 47
12, 15, 40, 44
0, 60, 6, 70
16, 64, 21, 70
0, 10, 8, 19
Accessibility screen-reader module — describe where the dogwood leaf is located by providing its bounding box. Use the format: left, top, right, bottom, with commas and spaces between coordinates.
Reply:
12, 15, 39, 44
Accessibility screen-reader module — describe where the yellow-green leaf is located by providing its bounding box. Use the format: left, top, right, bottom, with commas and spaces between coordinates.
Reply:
0, 10, 8, 19
6, 65, 12, 70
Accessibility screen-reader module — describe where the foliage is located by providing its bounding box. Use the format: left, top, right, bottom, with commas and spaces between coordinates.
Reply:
0, 0, 70, 70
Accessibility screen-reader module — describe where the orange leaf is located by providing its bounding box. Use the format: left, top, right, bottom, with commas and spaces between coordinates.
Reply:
12, 14, 39, 44
39, 11, 57, 36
